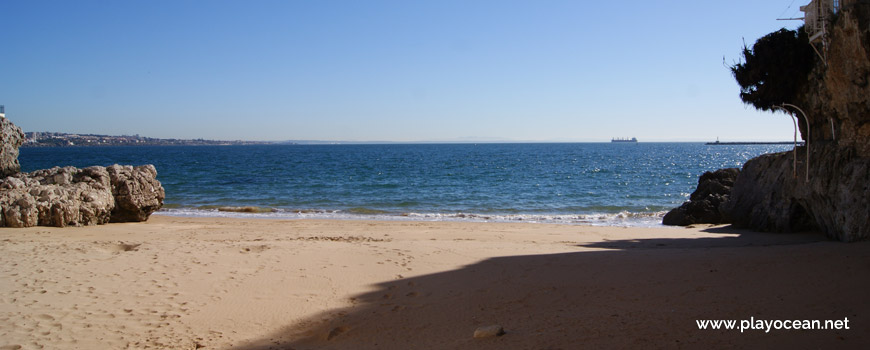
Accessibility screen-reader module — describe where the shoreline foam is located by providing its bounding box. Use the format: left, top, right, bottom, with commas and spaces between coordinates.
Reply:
155, 207, 669, 227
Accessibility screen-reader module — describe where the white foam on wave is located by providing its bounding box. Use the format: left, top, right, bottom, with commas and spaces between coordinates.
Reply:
155, 208, 668, 227
400, 211, 666, 227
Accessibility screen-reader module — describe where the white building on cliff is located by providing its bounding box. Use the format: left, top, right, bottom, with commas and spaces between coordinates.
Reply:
801, 0, 856, 42
798, 0, 859, 64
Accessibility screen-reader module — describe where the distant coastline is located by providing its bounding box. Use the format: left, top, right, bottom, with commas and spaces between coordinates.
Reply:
22, 132, 273, 147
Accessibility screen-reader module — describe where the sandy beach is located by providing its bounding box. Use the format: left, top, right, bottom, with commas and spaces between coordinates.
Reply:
1, 216, 868, 349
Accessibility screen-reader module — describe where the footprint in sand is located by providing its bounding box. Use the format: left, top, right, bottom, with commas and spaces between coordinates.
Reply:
239, 245, 270, 254
327, 326, 349, 340
95, 242, 141, 254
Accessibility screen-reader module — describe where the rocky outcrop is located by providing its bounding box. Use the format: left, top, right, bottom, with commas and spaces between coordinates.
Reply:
0, 166, 114, 227
1, 116, 25, 177
717, 4, 870, 241
722, 143, 870, 241
0, 115, 165, 228
107, 164, 164, 222
0, 165, 165, 228
662, 168, 739, 226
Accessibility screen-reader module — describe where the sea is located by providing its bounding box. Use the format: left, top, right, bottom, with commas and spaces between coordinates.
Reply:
18, 143, 792, 227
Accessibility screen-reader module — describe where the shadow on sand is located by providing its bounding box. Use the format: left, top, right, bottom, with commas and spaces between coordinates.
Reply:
233, 226, 870, 350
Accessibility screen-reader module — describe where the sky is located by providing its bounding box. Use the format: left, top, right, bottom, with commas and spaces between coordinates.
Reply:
1, 0, 809, 142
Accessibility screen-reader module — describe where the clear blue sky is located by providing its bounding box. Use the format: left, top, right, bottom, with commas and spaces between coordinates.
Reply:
1, 0, 807, 142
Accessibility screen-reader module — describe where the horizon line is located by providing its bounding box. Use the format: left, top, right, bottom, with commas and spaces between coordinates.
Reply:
22, 131, 799, 145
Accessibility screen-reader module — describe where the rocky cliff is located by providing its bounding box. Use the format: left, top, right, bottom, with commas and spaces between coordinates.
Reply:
1, 116, 25, 177
722, 145, 870, 239
724, 4, 870, 241
0, 116, 165, 228
794, 4, 870, 151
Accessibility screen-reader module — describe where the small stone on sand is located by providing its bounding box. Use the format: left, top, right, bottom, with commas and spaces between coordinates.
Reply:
473, 325, 505, 338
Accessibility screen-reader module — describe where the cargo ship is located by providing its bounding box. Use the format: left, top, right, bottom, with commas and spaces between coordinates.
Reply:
611, 137, 638, 143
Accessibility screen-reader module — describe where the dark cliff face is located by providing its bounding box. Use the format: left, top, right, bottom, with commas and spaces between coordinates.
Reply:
795, 4, 870, 152
724, 4, 870, 242
722, 146, 870, 241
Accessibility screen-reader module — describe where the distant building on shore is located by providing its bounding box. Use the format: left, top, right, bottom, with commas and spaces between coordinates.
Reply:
22, 131, 274, 147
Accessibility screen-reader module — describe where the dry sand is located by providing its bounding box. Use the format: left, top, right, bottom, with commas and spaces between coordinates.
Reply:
1, 216, 868, 349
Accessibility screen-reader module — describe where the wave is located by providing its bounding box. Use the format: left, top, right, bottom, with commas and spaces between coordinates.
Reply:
346, 207, 392, 215
216, 206, 277, 213
400, 211, 667, 227
154, 207, 667, 227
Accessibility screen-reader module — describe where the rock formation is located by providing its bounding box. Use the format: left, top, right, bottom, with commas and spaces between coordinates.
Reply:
1, 115, 25, 177
1, 165, 165, 228
724, 5, 870, 242
107, 164, 164, 222
721, 145, 870, 239
1, 166, 115, 227
662, 168, 739, 226
677, 4, 870, 241
0, 117, 164, 228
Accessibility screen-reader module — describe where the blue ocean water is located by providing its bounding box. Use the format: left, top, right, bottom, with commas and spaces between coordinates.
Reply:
18, 143, 791, 226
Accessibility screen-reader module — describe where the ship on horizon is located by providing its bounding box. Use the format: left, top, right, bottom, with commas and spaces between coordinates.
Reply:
611, 137, 638, 143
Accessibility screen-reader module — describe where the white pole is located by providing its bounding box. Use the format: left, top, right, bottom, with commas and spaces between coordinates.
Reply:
774, 106, 798, 179
782, 104, 810, 183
